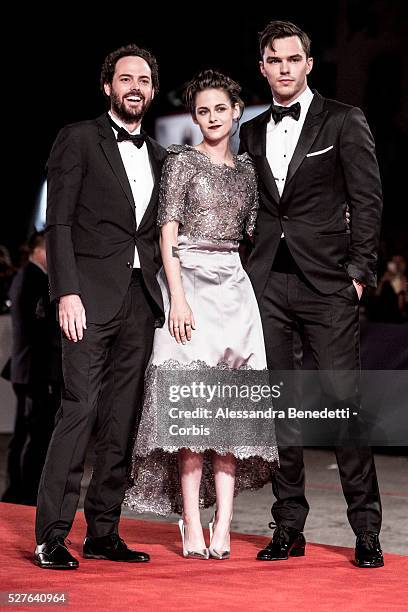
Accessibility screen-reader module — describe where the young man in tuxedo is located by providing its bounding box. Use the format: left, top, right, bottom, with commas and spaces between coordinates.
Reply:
240, 21, 383, 568
34, 45, 166, 569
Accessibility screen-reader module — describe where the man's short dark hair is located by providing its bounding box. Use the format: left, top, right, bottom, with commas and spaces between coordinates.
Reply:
259, 20, 311, 58
100, 44, 159, 96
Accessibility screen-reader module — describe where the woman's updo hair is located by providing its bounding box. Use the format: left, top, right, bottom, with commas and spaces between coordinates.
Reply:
183, 69, 244, 119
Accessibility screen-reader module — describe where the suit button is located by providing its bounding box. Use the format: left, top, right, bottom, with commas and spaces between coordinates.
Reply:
126, 262, 133, 268
282, 215, 289, 221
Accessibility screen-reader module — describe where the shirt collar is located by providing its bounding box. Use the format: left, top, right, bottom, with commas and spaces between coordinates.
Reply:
268, 86, 313, 128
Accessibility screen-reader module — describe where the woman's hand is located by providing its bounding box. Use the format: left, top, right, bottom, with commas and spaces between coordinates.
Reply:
169, 294, 196, 344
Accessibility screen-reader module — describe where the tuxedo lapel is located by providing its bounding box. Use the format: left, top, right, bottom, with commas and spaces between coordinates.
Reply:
97, 115, 136, 213
248, 110, 268, 157
284, 92, 327, 188
137, 136, 164, 231
256, 156, 281, 205
248, 108, 280, 206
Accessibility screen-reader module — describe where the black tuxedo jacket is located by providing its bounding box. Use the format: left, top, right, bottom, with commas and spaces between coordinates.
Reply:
239, 91, 382, 298
10, 262, 60, 386
45, 113, 167, 325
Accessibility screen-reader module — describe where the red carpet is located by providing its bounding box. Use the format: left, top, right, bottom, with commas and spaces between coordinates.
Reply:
0, 503, 407, 611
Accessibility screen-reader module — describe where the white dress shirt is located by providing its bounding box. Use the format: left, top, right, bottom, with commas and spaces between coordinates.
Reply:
108, 111, 154, 268
266, 87, 314, 196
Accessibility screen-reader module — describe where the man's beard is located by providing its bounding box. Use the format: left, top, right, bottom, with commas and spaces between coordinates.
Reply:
110, 90, 152, 124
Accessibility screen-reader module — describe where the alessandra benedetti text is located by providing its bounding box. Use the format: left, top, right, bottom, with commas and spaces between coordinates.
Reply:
167, 407, 354, 420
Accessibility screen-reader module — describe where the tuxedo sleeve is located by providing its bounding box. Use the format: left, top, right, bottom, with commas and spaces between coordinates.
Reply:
45, 126, 83, 300
340, 107, 382, 287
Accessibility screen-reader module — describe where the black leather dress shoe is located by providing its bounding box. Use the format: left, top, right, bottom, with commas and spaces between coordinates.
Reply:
83, 533, 150, 562
257, 523, 306, 561
34, 537, 79, 570
355, 532, 384, 568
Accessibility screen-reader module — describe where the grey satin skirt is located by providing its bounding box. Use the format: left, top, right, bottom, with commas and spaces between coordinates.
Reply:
124, 237, 278, 515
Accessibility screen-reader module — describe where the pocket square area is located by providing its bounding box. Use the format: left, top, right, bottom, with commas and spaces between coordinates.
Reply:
306, 145, 334, 157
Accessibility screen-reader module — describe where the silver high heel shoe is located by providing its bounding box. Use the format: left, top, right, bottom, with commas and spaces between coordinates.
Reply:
178, 519, 209, 559
208, 513, 231, 560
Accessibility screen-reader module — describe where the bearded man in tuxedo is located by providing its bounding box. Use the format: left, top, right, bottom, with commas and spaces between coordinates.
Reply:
34, 44, 166, 569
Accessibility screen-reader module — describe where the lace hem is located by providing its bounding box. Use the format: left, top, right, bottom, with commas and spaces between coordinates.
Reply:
125, 359, 278, 515
133, 359, 274, 457
125, 447, 278, 516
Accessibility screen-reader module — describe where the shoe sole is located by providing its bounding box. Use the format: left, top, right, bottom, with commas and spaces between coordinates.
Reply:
83, 553, 149, 562
354, 560, 384, 568
257, 546, 306, 561
33, 560, 78, 570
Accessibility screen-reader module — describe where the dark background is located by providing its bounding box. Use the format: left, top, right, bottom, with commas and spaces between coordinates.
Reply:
3, 0, 407, 261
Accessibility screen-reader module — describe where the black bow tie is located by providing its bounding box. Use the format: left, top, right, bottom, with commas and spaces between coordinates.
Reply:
116, 129, 145, 148
108, 115, 145, 148
271, 102, 301, 124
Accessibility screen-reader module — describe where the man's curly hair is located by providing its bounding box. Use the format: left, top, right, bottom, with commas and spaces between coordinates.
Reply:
100, 44, 159, 97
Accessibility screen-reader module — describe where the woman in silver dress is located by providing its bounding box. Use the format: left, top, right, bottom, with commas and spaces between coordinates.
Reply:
125, 70, 278, 559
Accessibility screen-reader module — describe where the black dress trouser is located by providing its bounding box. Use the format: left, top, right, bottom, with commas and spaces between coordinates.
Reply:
21, 381, 61, 506
35, 272, 156, 544
1, 384, 28, 503
259, 248, 382, 535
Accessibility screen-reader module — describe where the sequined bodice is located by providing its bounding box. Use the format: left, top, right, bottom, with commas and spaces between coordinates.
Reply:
157, 145, 259, 242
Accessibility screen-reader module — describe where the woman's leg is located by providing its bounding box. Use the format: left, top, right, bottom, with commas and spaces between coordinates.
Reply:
178, 449, 206, 550
211, 452, 236, 551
